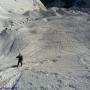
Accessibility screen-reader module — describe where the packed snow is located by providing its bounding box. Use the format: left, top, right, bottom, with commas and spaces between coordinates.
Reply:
0, 1, 90, 90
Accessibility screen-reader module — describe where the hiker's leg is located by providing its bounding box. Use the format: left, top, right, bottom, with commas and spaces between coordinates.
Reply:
21, 61, 22, 67
17, 61, 20, 67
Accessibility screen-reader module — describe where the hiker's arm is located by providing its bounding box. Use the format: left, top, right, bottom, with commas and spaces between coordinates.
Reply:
16, 56, 19, 58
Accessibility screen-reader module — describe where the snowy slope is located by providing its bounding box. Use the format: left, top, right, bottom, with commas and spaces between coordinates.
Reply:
0, 7, 9, 19
0, 8, 90, 90
0, 0, 46, 14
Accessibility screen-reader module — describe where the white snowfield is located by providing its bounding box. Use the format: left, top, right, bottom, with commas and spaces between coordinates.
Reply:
0, 0, 46, 14
0, 6, 90, 90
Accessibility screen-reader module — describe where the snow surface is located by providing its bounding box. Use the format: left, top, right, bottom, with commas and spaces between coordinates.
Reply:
0, 4, 90, 90
0, 0, 46, 14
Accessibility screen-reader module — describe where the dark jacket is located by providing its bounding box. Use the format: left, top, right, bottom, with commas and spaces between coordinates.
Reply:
16, 54, 23, 61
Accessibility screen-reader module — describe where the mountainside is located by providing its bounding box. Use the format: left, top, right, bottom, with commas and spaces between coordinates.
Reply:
0, 7, 90, 90
0, 1, 90, 90
0, 0, 46, 14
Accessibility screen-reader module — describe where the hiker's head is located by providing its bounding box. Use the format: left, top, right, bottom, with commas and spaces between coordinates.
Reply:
19, 53, 22, 56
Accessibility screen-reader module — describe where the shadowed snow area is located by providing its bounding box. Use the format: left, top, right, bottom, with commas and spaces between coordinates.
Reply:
0, 8, 90, 90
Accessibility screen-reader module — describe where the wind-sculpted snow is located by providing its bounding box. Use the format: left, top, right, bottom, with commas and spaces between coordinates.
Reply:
0, 9, 90, 90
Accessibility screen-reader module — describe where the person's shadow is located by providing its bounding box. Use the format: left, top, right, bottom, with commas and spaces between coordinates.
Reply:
0, 65, 18, 72
10, 65, 17, 68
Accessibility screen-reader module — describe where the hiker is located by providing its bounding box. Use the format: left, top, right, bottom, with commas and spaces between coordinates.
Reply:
16, 53, 23, 67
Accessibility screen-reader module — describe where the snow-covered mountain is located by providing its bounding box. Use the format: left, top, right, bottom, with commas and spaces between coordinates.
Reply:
0, 0, 46, 14
0, 8, 90, 90
0, 0, 90, 90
